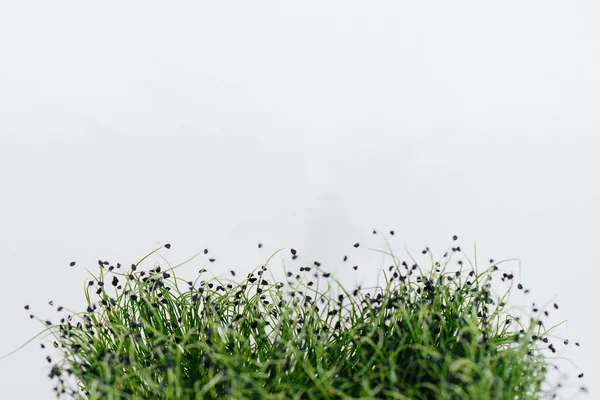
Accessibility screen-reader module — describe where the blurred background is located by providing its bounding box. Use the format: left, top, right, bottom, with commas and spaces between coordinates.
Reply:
0, 1, 598, 398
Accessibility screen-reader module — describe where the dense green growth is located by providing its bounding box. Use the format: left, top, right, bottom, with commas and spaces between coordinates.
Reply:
5, 233, 588, 399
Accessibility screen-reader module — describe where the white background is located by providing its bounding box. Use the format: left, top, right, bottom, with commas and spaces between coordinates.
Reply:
0, 1, 597, 398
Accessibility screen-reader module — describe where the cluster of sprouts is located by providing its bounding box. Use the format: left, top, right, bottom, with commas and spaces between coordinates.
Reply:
7, 232, 589, 399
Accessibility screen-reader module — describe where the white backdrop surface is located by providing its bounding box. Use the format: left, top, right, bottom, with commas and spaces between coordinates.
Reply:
0, 2, 598, 398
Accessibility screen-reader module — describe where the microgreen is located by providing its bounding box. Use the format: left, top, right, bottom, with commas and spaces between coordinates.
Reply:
1, 234, 588, 399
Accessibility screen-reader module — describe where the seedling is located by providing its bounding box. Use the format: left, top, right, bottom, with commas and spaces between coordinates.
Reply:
1, 234, 588, 399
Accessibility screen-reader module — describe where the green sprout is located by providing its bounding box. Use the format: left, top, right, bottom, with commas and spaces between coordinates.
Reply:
1, 233, 588, 399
